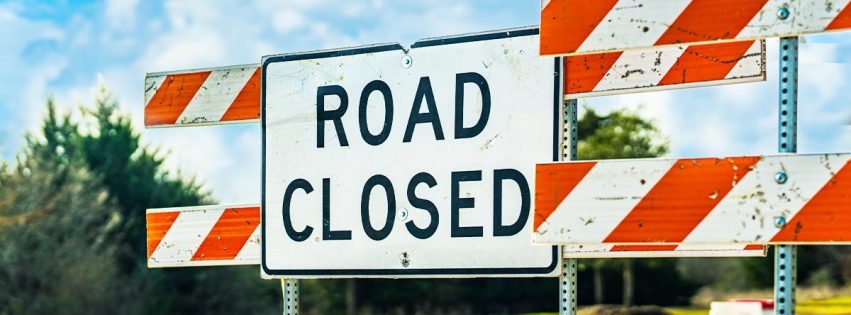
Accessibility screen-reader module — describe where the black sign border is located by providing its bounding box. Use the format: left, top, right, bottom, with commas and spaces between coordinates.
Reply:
261, 26, 560, 277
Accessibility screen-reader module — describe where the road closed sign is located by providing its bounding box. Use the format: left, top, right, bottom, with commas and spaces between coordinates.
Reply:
261, 27, 560, 278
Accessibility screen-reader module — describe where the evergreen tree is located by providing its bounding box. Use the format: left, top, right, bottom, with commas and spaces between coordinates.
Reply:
0, 90, 279, 314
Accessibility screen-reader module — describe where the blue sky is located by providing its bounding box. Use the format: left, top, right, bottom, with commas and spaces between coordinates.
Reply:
1, 0, 849, 203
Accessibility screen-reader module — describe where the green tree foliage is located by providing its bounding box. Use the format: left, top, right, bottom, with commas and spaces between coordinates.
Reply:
0, 90, 278, 314
0, 100, 123, 314
577, 107, 668, 160
573, 107, 701, 307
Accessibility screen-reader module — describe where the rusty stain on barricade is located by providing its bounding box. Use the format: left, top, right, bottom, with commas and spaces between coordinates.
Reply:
144, 66, 261, 128
144, 40, 767, 127
541, 0, 851, 56
564, 40, 764, 98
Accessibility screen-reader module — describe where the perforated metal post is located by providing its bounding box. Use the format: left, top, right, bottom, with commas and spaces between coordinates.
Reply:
560, 99, 579, 315
775, 36, 798, 315
282, 279, 300, 315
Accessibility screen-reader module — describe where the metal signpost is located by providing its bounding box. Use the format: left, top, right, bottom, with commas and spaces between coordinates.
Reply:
775, 35, 799, 315
559, 99, 579, 315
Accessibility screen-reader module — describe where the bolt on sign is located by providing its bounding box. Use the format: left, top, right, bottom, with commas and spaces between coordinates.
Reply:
262, 27, 560, 278
533, 153, 851, 245
540, 0, 851, 56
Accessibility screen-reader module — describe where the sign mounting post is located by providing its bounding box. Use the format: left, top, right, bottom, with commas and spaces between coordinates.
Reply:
559, 99, 578, 315
775, 35, 798, 315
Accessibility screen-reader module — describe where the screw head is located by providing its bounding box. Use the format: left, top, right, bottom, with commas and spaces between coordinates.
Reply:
402, 55, 413, 68
777, 7, 790, 20
774, 216, 787, 228
775, 171, 788, 184
399, 207, 409, 220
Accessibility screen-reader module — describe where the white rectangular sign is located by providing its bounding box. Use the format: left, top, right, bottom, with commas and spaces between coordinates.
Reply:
262, 27, 560, 278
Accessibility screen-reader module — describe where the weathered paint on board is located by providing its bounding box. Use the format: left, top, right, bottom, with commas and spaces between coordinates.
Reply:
541, 0, 851, 56
534, 153, 851, 245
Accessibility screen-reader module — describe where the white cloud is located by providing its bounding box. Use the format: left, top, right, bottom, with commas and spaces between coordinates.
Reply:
144, 125, 261, 204
272, 9, 304, 33
140, 29, 226, 71
104, 0, 140, 29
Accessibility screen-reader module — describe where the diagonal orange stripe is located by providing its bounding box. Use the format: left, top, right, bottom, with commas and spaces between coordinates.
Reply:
220, 67, 261, 122
826, 3, 851, 30
146, 211, 180, 259
540, 0, 619, 55
564, 51, 623, 95
657, 40, 757, 86
145, 71, 211, 126
191, 207, 261, 261
655, 0, 768, 46
772, 160, 851, 242
604, 157, 761, 243
535, 162, 597, 231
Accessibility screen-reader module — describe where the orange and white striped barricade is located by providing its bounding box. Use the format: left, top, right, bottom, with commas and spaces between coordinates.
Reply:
540, 0, 851, 56
143, 39, 766, 129
537, 0, 851, 312
145, 201, 766, 264
144, 64, 260, 128
533, 153, 851, 245
565, 40, 764, 98
146, 204, 260, 267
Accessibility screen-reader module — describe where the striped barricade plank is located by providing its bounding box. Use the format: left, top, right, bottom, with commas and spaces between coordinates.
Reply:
144, 64, 260, 128
563, 244, 767, 258
565, 40, 764, 98
146, 204, 261, 267
534, 153, 851, 245
541, 0, 851, 56
146, 202, 762, 262
143, 40, 767, 128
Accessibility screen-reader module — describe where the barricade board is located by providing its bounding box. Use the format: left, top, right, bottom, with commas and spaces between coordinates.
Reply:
143, 40, 766, 127
534, 153, 851, 245
146, 204, 261, 267
144, 64, 260, 128
540, 0, 851, 56
145, 203, 765, 266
